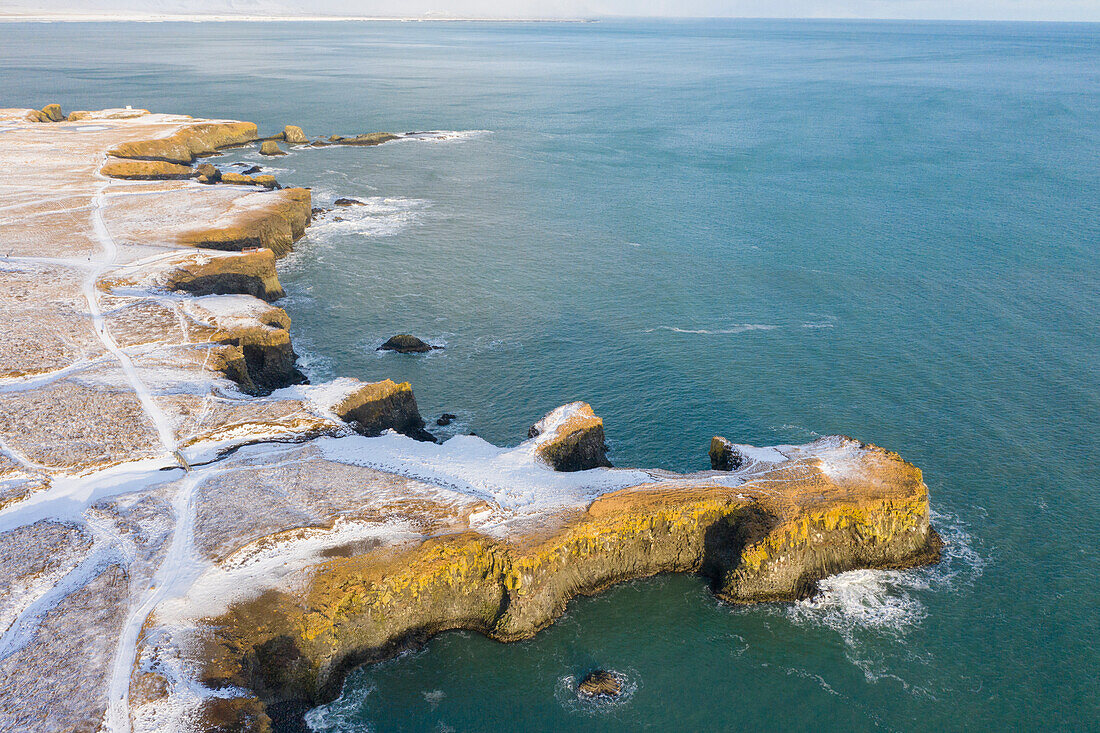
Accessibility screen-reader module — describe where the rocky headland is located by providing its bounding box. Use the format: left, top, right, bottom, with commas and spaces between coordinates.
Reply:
0, 106, 941, 732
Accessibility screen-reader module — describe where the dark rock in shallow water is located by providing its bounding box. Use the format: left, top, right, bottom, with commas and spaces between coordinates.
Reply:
334, 197, 365, 207
577, 671, 622, 699
242, 165, 263, 175
328, 132, 400, 146
710, 436, 744, 471
378, 334, 439, 354
436, 413, 457, 427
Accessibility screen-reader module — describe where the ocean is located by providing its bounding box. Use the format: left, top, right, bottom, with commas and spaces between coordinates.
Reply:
2, 17, 1097, 731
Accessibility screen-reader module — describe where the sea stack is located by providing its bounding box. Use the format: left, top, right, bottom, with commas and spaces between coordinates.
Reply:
710, 436, 744, 471
332, 378, 436, 442
284, 124, 308, 143
529, 401, 612, 471
260, 140, 286, 156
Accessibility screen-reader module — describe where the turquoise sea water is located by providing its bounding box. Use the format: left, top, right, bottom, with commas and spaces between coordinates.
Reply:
2, 18, 1098, 731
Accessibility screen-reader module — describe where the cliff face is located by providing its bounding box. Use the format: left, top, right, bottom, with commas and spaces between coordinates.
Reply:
0, 107, 942, 733
191, 437, 939, 719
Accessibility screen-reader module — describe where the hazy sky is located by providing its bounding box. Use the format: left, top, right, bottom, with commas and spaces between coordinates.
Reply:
4, 0, 1099, 21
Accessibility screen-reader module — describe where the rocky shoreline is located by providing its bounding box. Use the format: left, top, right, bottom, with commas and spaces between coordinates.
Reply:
0, 106, 941, 732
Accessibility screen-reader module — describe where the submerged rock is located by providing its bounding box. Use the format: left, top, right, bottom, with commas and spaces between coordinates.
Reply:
328, 132, 400, 146
259, 141, 286, 156
333, 378, 436, 442
529, 402, 612, 471
710, 436, 744, 471
283, 125, 308, 144
334, 197, 364, 206
577, 671, 622, 699
378, 334, 439, 354
436, 413, 457, 426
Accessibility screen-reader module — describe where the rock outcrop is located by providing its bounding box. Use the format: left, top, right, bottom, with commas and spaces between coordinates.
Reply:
181, 296, 306, 394
577, 670, 622, 698
108, 120, 258, 164
259, 141, 286, 156
710, 436, 744, 471
327, 132, 400, 146
332, 378, 436, 442
100, 157, 195, 180
175, 188, 312, 257
284, 125, 308, 144
220, 172, 279, 188
192, 437, 940, 722
26, 103, 66, 122
378, 334, 438, 353
529, 402, 612, 471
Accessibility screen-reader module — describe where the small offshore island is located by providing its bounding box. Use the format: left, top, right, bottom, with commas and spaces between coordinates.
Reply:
0, 106, 941, 732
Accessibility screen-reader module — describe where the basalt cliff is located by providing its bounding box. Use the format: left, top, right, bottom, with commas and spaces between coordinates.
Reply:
0, 106, 941, 732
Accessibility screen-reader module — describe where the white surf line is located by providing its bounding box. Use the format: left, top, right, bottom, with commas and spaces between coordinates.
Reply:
105, 468, 204, 733
85, 169, 185, 468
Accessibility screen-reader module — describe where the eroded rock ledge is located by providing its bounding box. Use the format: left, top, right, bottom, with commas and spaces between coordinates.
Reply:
190, 436, 940, 729
0, 107, 942, 733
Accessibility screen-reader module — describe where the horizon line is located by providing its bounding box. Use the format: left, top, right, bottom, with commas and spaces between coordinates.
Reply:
1, 12, 1099, 24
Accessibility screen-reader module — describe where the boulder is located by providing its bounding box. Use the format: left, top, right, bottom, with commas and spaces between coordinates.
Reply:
193, 163, 221, 183
333, 379, 435, 442
39, 104, 65, 122
577, 671, 622, 699
259, 141, 286, 156
709, 436, 744, 471
436, 413, 457, 427
378, 334, 439, 354
529, 402, 612, 472
241, 165, 263, 175
283, 125, 308, 144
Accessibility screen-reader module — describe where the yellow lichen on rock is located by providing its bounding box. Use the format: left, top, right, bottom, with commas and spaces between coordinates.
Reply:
196, 438, 940, 713
108, 121, 258, 164
99, 157, 194, 180
175, 188, 312, 257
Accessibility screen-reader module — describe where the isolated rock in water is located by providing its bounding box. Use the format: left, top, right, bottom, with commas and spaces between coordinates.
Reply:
241, 165, 263, 175
379, 334, 438, 354
577, 671, 622, 699
328, 132, 400, 146
334, 197, 365, 206
710, 436, 744, 471
333, 378, 435, 442
436, 413, 457, 426
529, 401, 612, 471
259, 140, 286, 156
283, 125, 308, 143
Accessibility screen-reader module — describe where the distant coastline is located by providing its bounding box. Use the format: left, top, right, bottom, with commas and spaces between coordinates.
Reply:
0, 12, 597, 22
